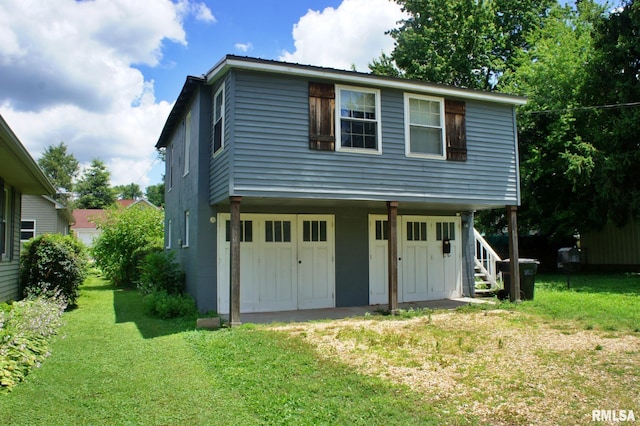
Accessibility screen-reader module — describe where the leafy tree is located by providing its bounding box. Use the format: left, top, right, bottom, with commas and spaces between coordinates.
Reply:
371, 0, 553, 90
37, 142, 79, 203
579, 0, 640, 228
145, 181, 165, 208
114, 183, 143, 200
91, 206, 164, 287
75, 159, 116, 209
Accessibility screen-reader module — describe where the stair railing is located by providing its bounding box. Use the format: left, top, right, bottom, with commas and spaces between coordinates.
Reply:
474, 229, 502, 289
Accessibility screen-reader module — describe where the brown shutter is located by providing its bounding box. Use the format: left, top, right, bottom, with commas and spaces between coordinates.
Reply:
445, 100, 467, 161
309, 82, 335, 151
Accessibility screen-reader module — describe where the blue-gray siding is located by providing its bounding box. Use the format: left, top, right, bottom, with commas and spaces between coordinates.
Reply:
209, 71, 518, 208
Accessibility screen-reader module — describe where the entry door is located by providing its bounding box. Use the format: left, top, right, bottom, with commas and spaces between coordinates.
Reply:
297, 215, 335, 309
401, 216, 431, 302
432, 219, 461, 299
260, 216, 297, 312
368, 215, 399, 305
217, 214, 261, 313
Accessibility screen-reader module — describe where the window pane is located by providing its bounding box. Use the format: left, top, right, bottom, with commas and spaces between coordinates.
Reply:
449, 222, 456, 241
265, 221, 273, 242
303, 220, 311, 242
283, 221, 291, 242
21, 231, 34, 240
436, 222, 442, 241
311, 221, 319, 242
407, 222, 413, 241
320, 221, 327, 242
21, 221, 34, 230
421, 222, 427, 241
244, 221, 253, 242
274, 221, 282, 242
410, 126, 443, 155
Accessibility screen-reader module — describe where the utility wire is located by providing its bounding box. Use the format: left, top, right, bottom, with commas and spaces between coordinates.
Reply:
524, 101, 640, 115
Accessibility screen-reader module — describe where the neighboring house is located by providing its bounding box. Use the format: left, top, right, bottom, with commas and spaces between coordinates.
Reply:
71, 199, 159, 247
580, 219, 640, 271
156, 55, 526, 318
20, 195, 74, 244
0, 115, 55, 302
71, 209, 106, 247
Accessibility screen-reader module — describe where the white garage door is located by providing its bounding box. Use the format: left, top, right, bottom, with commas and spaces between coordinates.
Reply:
217, 214, 335, 314
368, 215, 462, 305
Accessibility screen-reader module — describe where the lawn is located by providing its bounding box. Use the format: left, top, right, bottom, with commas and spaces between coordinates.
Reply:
1, 272, 638, 425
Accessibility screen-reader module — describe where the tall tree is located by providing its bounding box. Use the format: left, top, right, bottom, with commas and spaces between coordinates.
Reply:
370, 0, 553, 90
114, 183, 143, 200
145, 181, 165, 208
37, 142, 79, 203
580, 0, 640, 228
75, 159, 116, 209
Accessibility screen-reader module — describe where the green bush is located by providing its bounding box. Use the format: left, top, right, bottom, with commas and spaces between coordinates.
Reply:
19, 234, 88, 306
137, 250, 185, 296
0, 293, 67, 392
91, 206, 164, 287
142, 291, 197, 319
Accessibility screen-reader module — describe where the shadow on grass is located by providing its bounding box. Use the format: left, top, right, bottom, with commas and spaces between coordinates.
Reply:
536, 272, 640, 295
113, 288, 198, 339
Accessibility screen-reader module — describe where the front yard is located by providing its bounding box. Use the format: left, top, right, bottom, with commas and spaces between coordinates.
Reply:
1, 272, 638, 425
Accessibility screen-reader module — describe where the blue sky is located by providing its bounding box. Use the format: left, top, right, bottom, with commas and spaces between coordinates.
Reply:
0, 0, 403, 191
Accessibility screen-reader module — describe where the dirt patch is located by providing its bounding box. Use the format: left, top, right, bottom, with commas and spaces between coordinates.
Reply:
274, 311, 640, 425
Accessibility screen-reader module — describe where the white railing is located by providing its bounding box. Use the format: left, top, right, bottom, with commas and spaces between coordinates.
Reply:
474, 229, 502, 290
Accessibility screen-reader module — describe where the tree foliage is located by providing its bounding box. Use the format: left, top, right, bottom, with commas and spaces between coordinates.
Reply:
37, 142, 79, 203
114, 183, 143, 200
145, 182, 165, 208
371, 0, 553, 90
91, 206, 164, 287
75, 159, 116, 209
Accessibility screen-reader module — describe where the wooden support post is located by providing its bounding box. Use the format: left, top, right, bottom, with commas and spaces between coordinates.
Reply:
507, 205, 521, 303
387, 201, 398, 314
229, 196, 242, 327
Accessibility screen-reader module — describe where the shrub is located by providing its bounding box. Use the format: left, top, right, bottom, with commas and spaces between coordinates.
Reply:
91, 206, 164, 287
142, 291, 197, 319
0, 293, 67, 392
137, 250, 185, 296
19, 234, 88, 306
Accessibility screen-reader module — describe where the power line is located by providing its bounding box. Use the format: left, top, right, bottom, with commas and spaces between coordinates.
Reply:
524, 101, 640, 115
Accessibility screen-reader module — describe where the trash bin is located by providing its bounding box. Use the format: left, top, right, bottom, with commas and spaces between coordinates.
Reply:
496, 258, 540, 300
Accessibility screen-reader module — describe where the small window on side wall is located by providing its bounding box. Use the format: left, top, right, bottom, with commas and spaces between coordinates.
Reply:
213, 85, 225, 155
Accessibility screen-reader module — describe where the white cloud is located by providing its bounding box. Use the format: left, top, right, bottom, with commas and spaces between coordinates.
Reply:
0, 0, 213, 189
280, 0, 406, 71
235, 42, 254, 53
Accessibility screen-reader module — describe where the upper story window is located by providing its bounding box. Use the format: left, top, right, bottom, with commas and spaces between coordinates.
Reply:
404, 94, 446, 159
213, 85, 225, 155
335, 85, 381, 154
183, 110, 191, 176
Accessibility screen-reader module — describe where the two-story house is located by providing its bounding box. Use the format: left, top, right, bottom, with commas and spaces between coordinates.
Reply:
156, 56, 526, 321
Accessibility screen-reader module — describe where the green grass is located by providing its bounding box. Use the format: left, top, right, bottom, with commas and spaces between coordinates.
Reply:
515, 273, 640, 332
0, 272, 460, 425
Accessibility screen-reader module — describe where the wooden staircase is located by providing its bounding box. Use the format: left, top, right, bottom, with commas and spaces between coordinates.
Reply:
474, 229, 502, 296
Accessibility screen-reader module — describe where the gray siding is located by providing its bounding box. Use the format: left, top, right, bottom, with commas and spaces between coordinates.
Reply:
226, 71, 518, 209
164, 85, 218, 312
209, 74, 232, 204
21, 195, 63, 237
0, 188, 21, 302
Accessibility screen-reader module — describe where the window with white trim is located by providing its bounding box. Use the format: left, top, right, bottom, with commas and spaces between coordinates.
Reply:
1, 184, 10, 259
213, 85, 225, 154
184, 110, 191, 176
21, 220, 35, 241
336, 85, 381, 153
166, 219, 172, 249
182, 211, 189, 248
404, 94, 446, 158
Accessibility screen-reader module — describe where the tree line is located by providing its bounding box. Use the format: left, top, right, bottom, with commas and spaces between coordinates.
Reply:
371, 0, 639, 240
37, 142, 165, 209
